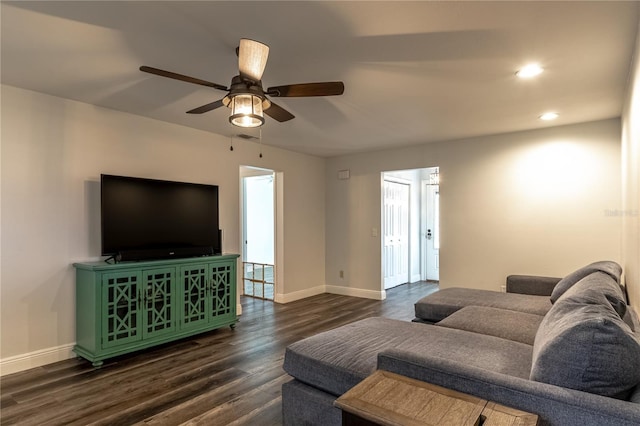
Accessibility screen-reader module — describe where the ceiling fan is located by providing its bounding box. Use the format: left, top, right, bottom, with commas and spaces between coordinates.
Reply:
140, 38, 345, 128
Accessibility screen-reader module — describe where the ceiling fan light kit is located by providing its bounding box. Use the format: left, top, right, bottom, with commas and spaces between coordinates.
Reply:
229, 94, 264, 128
222, 74, 272, 128
139, 37, 344, 129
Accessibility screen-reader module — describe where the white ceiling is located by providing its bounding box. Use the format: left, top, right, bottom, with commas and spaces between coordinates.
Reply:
2, 1, 638, 157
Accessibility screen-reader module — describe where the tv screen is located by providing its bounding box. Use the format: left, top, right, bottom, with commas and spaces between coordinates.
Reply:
101, 174, 220, 260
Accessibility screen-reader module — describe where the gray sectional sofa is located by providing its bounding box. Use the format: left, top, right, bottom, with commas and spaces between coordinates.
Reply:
282, 261, 640, 425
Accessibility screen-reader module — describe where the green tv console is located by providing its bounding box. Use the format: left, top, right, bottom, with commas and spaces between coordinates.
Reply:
73, 254, 239, 367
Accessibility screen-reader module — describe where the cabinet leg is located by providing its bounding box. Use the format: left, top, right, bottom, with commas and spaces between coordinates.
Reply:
92, 360, 104, 368
230, 323, 236, 330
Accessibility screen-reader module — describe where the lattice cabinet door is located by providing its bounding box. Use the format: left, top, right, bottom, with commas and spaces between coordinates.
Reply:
142, 268, 176, 339
179, 264, 209, 331
101, 271, 142, 349
208, 261, 235, 325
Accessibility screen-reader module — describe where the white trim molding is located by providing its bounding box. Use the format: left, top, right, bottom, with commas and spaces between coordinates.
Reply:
275, 285, 387, 303
275, 285, 326, 304
1, 343, 76, 376
325, 285, 386, 300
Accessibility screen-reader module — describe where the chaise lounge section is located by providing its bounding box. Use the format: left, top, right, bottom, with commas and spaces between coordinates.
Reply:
413, 260, 623, 323
281, 261, 640, 426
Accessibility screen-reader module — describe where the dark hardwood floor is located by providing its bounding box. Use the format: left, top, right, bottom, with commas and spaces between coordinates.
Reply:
0, 282, 438, 425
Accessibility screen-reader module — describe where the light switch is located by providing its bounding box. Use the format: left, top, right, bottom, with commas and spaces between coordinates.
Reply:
371, 227, 378, 237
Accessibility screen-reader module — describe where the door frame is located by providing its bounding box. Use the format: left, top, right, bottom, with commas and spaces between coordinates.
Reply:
239, 166, 283, 309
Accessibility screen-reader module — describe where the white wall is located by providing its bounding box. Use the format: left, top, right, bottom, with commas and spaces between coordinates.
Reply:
0, 85, 325, 373
326, 119, 622, 294
622, 18, 640, 313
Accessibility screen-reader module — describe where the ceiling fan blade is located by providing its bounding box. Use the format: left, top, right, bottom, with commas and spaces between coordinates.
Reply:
140, 66, 227, 91
238, 39, 269, 82
264, 101, 295, 122
186, 99, 225, 114
267, 82, 344, 97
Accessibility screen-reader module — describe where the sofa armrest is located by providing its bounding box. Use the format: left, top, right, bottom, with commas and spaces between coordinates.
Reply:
377, 350, 640, 426
506, 275, 560, 296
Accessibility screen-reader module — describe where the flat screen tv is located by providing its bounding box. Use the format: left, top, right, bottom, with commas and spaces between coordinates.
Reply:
101, 174, 220, 262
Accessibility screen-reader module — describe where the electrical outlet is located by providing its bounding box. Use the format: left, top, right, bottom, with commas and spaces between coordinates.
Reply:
501, 285, 506, 293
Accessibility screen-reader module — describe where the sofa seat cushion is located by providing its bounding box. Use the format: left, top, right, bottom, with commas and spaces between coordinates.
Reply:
436, 306, 544, 345
550, 260, 623, 303
415, 288, 552, 323
531, 273, 640, 399
283, 317, 533, 397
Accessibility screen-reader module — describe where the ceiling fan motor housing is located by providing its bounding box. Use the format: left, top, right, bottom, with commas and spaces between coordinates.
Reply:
222, 75, 272, 110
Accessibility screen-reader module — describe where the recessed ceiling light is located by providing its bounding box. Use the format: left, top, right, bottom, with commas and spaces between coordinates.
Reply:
539, 112, 559, 121
516, 63, 544, 79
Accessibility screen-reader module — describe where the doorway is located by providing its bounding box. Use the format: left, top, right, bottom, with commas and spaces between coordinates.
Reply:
381, 167, 440, 292
241, 167, 275, 301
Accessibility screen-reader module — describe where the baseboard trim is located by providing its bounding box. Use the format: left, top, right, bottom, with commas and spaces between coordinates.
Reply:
237, 303, 243, 316
325, 285, 386, 300
275, 285, 326, 304
1, 343, 76, 376
3, 285, 384, 375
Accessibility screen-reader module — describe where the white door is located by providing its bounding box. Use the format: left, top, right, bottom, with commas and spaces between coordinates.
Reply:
383, 180, 410, 289
425, 184, 440, 281
242, 175, 274, 264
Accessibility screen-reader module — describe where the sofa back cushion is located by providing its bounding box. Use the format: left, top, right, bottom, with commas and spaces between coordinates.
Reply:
531, 273, 640, 399
559, 272, 627, 318
550, 261, 622, 303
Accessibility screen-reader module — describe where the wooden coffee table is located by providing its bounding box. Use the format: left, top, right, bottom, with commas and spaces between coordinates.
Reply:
335, 370, 538, 426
